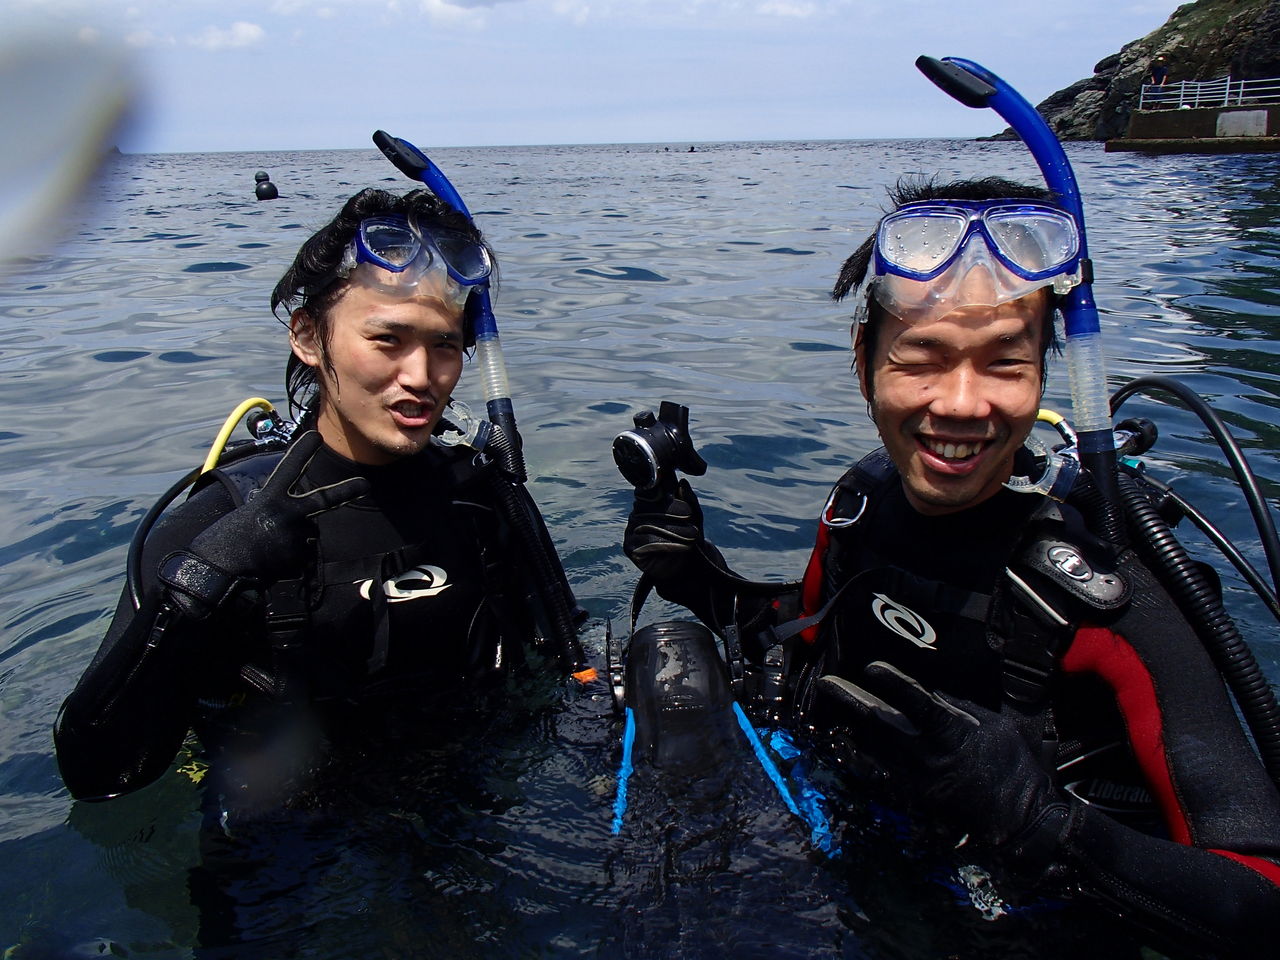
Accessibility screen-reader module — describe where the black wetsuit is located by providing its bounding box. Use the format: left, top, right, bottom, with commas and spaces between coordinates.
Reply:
649, 449, 1280, 957
55, 441, 536, 805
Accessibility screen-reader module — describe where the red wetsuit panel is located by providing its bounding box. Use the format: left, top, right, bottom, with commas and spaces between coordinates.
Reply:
1062, 625, 1192, 845
799, 518, 831, 645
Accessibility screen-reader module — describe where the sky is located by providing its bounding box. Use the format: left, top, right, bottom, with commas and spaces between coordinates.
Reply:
6, 0, 1191, 153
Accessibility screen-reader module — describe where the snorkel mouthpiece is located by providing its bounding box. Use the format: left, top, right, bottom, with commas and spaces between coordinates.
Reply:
915, 55, 1121, 528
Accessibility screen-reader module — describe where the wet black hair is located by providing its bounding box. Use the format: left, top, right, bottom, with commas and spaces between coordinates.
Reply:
832, 176, 1064, 403
271, 187, 493, 418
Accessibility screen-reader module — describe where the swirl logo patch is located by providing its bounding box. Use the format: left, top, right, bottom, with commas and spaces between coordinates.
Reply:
358, 564, 451, 603
870, 592, 937, 650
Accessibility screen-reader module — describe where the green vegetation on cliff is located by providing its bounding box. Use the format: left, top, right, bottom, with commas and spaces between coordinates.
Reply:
1021, 0, 1280, 140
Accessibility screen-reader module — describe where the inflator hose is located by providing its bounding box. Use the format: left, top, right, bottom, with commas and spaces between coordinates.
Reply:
1118, 471, 1280, 786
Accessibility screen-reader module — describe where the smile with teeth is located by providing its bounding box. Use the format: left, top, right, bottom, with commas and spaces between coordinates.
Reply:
389, 399, 433, 425
922, 437, 986, 461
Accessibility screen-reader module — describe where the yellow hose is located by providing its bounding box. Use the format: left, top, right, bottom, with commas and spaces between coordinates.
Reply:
1037, 407, 1077, 444
201, 398, 276, 474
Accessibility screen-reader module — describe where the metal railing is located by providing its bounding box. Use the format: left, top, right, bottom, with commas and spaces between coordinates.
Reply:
1139, 75, 1280, 110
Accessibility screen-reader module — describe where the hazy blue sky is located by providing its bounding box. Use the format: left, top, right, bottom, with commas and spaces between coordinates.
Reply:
9, 0, 1188, 153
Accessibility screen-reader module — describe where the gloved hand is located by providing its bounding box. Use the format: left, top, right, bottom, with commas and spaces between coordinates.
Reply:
818, 662, 1077, 875
624, 478, 708, 581
158, 430, 370, 618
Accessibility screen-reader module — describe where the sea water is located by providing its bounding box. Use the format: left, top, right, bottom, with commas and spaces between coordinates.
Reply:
1, 140, 1277, 958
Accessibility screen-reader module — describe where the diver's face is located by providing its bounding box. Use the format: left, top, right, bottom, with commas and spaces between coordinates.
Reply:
290, 280, 465, 465
859, 291, 1047, 515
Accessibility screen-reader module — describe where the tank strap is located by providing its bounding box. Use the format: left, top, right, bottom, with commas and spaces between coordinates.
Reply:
196, 452, 309, 699
195, 449, 283, 507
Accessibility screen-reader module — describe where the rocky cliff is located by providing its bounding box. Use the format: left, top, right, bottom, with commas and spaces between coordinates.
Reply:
1010, 0, 1280, 140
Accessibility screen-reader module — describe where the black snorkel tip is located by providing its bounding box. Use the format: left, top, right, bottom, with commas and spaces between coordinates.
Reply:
915, 56, 996, 108
372, 129, 429, 181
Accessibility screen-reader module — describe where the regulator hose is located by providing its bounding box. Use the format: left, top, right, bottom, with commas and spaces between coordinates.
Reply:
1118, 470, 1280, 786
1111, 375, 1280, 593
1066, 464, 1128, 550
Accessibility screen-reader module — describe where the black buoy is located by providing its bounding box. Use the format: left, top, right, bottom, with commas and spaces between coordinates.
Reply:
254, 169, 278, 201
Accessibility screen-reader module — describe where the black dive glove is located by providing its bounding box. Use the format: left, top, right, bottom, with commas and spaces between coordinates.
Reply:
818, 662, 1077, 879
157, 430, 370, 619
624, 478, 710, 582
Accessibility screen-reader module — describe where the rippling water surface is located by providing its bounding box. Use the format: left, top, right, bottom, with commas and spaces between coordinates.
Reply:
1, 140, 1277, 958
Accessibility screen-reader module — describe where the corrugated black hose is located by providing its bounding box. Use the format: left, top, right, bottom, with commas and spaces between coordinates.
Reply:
481, 422, 584, 671
485, 470, 585, 671
1118, 470, 1280, 787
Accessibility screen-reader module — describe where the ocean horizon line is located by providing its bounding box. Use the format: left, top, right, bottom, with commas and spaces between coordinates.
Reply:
112, 133, 996, 158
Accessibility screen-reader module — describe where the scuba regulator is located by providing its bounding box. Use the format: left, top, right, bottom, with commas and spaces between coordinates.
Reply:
612, 401, 708, 494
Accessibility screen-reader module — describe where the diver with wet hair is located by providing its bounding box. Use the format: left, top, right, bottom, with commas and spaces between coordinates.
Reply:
620, 59, 1280, 958
55, 175, 571, 809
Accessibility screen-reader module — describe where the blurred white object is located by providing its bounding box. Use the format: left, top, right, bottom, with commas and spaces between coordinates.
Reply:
0, 35, 134, 260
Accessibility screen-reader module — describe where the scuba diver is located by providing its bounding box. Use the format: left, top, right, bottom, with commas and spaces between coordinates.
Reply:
618, 58, 1280, 957
54, 133, 585, 810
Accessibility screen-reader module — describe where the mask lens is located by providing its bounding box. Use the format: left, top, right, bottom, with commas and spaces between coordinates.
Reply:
361, 218, 421, 271
430, 228, 491, 284
877, 208, 969, 277
983, 206, 1078, 277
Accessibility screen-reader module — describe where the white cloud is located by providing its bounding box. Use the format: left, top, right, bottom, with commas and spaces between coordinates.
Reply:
414, 0, 489, 25
549, 0, 590, 24
187, 21, 265, 50
756, 1, 816, 15
124, 28, 174, 47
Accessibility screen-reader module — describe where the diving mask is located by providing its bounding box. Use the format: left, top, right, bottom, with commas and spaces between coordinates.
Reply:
869, 199, 1081, 324
335, 215, 492, 308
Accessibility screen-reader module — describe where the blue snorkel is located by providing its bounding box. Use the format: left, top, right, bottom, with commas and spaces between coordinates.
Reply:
372, 129, 525, 482
371, 130, 589, 671
915, 57, 1123, 531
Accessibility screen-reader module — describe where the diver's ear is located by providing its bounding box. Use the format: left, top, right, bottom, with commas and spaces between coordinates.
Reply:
290, 308, 322, 368
853, 323, 871, 403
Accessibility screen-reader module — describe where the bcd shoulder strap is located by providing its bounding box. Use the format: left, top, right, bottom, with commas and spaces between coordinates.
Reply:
1000, 500, 1132, 709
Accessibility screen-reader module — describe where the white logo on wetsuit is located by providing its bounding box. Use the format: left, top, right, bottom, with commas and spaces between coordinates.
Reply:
870, 593, 937, 650
357, 564, 452, 603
